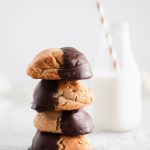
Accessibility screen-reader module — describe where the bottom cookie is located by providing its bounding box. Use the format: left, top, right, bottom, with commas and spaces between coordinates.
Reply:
29, 131, 92, 150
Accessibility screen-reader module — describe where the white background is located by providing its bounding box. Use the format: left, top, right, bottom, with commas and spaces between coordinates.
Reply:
0, 0, 150, 84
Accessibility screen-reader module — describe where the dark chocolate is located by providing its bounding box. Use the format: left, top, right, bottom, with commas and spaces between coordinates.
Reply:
60, 47, 93, 80
32, 80, 59, 112
30, 131, 60, 150
61, 109, 94, 136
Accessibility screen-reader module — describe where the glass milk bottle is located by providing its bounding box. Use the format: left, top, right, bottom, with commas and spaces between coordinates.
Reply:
91, 23, 142, 132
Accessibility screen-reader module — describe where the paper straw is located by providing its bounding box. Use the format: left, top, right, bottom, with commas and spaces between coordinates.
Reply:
96, 0, 120, 71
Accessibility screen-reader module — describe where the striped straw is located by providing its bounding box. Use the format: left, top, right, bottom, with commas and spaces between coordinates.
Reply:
96, 0, 120, 71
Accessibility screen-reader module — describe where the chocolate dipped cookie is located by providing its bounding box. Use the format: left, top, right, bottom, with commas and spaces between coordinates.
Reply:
32, 80, 94, 112
27, 47, 93, 80
29, 131, 92, 150
34, 109, 94, 136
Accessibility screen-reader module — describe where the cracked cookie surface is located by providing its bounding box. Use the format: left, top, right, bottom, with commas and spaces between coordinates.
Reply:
32, 80, 94, 112
34, 109, 94, 136
27, 47, 93, 80
29, 131, 92, 150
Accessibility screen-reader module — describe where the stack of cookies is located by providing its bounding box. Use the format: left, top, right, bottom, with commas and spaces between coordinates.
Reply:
27, 47, 94, 150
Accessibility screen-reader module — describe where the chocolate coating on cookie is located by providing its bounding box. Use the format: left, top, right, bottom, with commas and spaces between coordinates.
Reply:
61, 109, 94, 136
60, 47, 93, 80
30, 131, 60, 150
32, 80, 59, 112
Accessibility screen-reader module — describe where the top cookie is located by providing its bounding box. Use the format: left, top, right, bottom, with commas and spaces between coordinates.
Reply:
26, 47, 93, 80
